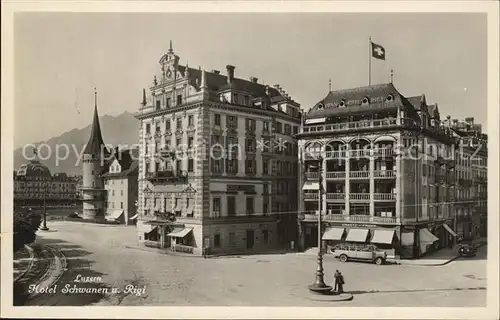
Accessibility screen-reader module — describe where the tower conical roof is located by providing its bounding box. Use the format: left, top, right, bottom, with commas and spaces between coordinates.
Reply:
83, 96, 106, 155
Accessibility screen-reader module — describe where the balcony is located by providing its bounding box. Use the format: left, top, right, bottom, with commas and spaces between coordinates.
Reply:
321, 214, 399, 224
373, 170, 396, 178
349, 149, 370, 158
349, 193, 370, 201
303, 193, 319, 200
373, 148, 396, 157
326, 193, 345, 201
305, 172, 319, 180
374, 193, 396, 201
326, 171, 346, 179
302, 117, 401, 134
325, 150, 347, 159
146, 171, 187, 183
349, 171, 370, 179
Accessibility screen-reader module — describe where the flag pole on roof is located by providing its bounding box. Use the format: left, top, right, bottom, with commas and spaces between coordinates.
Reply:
368, 37, 372, 86
369, 37, 386, 86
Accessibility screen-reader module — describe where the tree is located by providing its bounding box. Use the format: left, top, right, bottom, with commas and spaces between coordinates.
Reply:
13, 209, 42, 253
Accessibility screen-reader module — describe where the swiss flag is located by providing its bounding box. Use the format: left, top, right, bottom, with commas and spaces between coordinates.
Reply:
371, 42, 386, 60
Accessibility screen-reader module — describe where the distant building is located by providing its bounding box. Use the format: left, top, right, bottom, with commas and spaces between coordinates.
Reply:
14, 160, 79, 207
135, 42, 301, 255
102, 148, 139, 225
297, 83, 487, 259
80, 95, 139, 224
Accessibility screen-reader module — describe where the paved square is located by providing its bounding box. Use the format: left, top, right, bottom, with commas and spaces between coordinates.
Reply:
27, 222, 486, 307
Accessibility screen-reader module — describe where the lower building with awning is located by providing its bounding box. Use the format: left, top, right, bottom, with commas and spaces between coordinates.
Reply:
302, 181, 320, 190
168, 227, 193, 238
370, 229, 397, 244
345, 228, 370, 243
322, 227, 345, 241
105, 209, 123, 221
419, 228, 439, 255
136, 221, 158, 234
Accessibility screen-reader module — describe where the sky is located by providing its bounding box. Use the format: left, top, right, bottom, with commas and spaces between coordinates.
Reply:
14, 12, 487, 148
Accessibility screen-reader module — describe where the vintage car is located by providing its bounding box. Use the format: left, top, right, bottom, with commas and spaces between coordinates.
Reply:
330, 243, 387, 265
458, 243, 477, 257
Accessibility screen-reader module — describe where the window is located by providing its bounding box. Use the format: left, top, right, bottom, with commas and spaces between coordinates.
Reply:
233, 93, 239, 104
111, 202, 114, 208
214, 114, 221, 126
245, 160, 256, 174
176, 160, 182, 174
120, 190, 124, 196
227, 196, 236, 216
214, 234, 221, 248
177, 94, 182, 105
188, 115, 194, 126
120, 202, 123, 209
246, 197, 254, 215
284, 124, 291, 135
177, 118, 182, 129
211, 159, 223, 174
226, 159, 238, 174
188, 137, 194, 148
263, 159, 269, 175
213, 197, 221, 217
227, 115, 238, 128
263, 121, 269, 132
166, 98, 171, 108
156, 100, 161, 110
277, 122, 283, 134
262, 230, 269, 244
188, 159, 194, 172
176, 138, 181, 147
245, 139, 256, 153
263, 184, 269, 194
246, 118, 256, 131
263, 203, 268, 214
293, 126, 298, 135
112, 190, 115, 196
244, 95, 250, 106
156, 123, 161, 133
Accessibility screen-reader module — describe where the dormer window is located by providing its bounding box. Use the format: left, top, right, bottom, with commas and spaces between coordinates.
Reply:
362, 97, 370, 105
317, 103, 324, 110
339, 99, 346, 107
386, 94, 394, 102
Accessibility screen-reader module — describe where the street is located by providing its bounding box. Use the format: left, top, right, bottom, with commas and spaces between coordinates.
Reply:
26, 222, 487, 307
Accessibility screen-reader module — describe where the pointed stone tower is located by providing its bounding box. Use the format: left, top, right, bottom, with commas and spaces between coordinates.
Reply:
81, 89, 107, 220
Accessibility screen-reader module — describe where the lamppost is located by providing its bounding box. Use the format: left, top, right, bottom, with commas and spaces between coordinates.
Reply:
308, 154, 333, 294
40, 179, 49, 231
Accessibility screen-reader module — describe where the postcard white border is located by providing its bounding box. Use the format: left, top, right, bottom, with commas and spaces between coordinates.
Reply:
1, 1, 499, 319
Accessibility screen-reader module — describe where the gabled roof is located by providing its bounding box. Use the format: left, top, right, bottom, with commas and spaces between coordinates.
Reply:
101, 148, 139, 178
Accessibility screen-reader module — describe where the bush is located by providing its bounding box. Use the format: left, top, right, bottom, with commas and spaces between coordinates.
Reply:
13, 209, 42, 253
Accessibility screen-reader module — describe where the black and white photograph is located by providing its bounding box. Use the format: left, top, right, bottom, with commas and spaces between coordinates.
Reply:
1, 1, 499, 319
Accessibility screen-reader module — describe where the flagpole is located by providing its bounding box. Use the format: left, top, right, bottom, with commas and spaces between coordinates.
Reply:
368, 37, 372, 86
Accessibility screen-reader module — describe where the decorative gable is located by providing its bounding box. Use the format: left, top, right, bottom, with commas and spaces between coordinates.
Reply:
183, 184, 197, 193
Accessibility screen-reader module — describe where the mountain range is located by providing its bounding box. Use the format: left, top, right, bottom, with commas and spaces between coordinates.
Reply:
14, 111, 140, 175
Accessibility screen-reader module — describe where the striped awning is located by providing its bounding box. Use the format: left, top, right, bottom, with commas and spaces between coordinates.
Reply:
322, 227, 345, 240
168, 227, 193, 238
345, 228, 369, 242
370, 229, 396, 244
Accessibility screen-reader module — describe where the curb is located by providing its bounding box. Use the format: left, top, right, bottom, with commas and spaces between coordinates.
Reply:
308, 292, 354, 302
29, 245, 67, 299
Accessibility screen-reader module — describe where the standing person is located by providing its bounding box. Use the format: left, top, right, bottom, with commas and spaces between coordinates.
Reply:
334, 270, 341, 293
338, 271, 345, 294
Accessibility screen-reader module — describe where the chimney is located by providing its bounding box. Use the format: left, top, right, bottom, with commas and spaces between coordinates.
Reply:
265, 85, 270, 96
211, 69, 220, 75
226, 65, 235, 83
250, 77, 258, 83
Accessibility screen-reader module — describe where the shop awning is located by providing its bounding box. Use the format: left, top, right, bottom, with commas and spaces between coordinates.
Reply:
442, 224, 457, 237
129, 214, 138, 220
370, 229, 396, 244
322, 227, 345, 240
105, 209, 123, 221
419, 228, 439, 244
168, 227, 193, 238
345, 228, 369, 242
136, 222, 157, 233
302, 182, 319, 190
401, 232, 414, 246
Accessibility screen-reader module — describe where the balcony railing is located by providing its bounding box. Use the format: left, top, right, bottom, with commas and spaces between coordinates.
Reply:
146, 171, 187, 182
349, 149, 371, 158
373, 170, 396, 178
302, 117, 401, 134
326, 171, 346, 179
374, 193, 396, 201
302, 212, 400, 224
326, 193, 345, 200
349, 193, 370, 200
373, 148, 396, 156
304, 193, 319, 200
349, 171, 370, 178
305, 172, 319, 180
325, 151, 347, 159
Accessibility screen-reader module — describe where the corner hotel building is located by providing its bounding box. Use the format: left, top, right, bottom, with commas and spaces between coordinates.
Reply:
297, 83, 487, 259
135, 43, 301, 255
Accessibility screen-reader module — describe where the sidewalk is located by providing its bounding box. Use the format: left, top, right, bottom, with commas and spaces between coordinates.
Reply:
397, 238, 487, 266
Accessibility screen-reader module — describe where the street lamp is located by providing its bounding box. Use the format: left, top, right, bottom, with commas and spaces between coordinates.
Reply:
308, 154, 333, 294
40, 179, 49, 231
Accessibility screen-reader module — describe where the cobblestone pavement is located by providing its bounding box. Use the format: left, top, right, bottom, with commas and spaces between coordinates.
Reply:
31, 222, 487, 307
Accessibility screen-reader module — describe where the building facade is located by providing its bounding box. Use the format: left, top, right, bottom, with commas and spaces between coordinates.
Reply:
135, 43, 301, 255
14, 161, 79, 207
297, 83, 487, 259
102, 148, 139, 225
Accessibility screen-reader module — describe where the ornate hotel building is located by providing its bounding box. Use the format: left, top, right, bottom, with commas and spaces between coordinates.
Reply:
297, 83, 487, 259
135, 43, 301, 255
